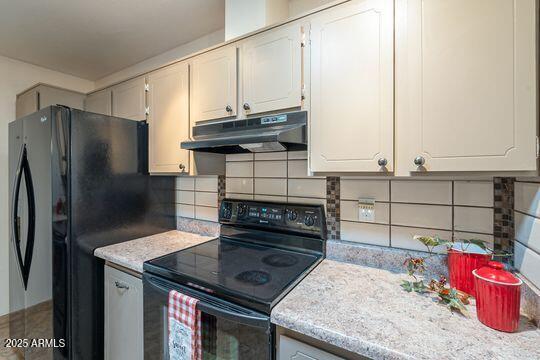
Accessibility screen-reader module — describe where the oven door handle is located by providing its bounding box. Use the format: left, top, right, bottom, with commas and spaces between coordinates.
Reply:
144, 274, 271, 330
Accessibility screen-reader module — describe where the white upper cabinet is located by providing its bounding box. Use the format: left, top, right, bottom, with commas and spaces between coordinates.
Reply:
112, 76, 147, 120
191, 45, 237, 122
396, 0, 537, 173
85, 89, 112, 116
147, 62, 190, 174
241, 24, 303, 116
16, 90, 39, 118
309, 0, 394, 172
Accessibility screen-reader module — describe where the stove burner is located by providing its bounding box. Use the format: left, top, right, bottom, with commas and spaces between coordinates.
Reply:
235, 271, 271, 286
262, 254, 299, 268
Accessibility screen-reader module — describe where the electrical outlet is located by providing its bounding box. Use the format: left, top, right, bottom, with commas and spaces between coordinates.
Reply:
358, 198, 375, 222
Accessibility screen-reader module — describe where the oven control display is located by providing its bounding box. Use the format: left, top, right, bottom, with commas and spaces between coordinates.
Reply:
248, 206, 283, 221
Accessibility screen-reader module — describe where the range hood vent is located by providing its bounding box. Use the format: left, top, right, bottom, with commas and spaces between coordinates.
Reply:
181, 111, 307, 154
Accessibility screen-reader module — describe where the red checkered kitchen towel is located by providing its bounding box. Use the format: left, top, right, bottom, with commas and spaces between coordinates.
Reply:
168, 290, 202, 360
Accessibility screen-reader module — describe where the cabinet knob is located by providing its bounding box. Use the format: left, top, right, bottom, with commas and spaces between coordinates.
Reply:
225, 105, 232, 113
413, 156, 425, 166
115, 281, 129, 290
378, 158, 388, 167
179, 164, 186, 171
243, 103, 251, 111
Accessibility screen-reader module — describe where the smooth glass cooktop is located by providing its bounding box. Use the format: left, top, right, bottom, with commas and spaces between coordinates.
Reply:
145, 238, 320, 304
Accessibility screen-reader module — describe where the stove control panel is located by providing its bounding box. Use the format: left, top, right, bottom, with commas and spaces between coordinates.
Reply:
220, 199, 326, 238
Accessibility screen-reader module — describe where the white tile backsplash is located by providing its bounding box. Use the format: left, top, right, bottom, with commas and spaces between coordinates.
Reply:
341, 180, 389, 201
254, 160, 287, 178
195, 192, 218, 207
288, 178, 326, 198
287, 197, 326, 207
515, 212, 540, 254
176, 190, 194, 205
195, 176, 218, 192
391, 226, 451, 253
226, 192, 254, 200
287, 151, 307, 160
255, 152, 287, 160
176, 204, 195, 218
391, 180, 452, 204
226, 153, 254, 162
454, 206, 493, 234
454, 181, 493, 207
453, 232, 494, 246
391, 203, 452, 230
341, 221, 390, 247
515, 181, 540, 218
176, 177, 195, 191
254, 178, 287, 196
220, 153, 503, 255
226, 161, 253, 177
514, 241, 540, 289
254, 195, 287, 202
226, 178, 254, 194
195, 206, 218, 222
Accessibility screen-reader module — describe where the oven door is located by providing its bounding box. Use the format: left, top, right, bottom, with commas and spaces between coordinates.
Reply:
143, 273, 274, 360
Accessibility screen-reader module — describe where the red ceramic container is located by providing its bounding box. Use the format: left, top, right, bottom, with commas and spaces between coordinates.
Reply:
473, 261, 522, 332
448, 243, 491, 297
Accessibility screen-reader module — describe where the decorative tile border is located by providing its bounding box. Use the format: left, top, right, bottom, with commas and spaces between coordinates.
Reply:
218, 175, 226, 209
493, 177, 515, 260
326, 177, 340, 240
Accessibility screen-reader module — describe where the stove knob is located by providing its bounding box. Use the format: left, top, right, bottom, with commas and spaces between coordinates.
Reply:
237, 203, 247, 217
304, 215, 315, 227
287, 209, 298, 221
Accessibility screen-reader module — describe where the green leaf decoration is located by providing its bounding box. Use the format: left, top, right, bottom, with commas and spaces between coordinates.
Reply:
401, 280, 413, 292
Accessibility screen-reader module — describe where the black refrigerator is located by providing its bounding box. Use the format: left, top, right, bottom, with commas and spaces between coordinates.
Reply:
8, 106, 176, 359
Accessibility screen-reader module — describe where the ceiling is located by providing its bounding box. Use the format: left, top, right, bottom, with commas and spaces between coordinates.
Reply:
0, 0, 225, 80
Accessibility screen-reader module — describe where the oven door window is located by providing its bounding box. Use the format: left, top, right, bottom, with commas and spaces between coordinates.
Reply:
144, 274, 273, 360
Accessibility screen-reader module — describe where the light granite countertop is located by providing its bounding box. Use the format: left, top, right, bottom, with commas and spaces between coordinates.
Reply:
94, 230, 214, 273
271, 259, 540, 360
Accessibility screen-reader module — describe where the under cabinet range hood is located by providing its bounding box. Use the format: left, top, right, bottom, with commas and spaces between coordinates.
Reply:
181, 111, 307, 153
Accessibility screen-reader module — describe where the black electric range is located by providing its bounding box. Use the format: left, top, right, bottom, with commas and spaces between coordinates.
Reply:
143, 199, 326, 359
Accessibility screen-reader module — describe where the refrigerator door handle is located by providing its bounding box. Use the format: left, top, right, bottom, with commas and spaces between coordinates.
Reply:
11, 145, 36, 290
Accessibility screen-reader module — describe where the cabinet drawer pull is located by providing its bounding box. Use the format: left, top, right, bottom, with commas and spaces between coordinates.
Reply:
225, 105, 233, 113
243, 103, 250, 111
378, 158, 388, 167
115, 281, 129, 290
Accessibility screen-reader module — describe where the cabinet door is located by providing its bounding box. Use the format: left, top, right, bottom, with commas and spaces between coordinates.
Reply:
396, 0, 537, 173
85, 89, 112, 116
104, 266, 143, 360
112, 76, 147, 120
38, 85, 85, 110
191, 46, 237, 122
279, 336, 343, 360
309, 0, 394, 172
16, 90, 39, 118
242, 24, 303, 116
147, 62, 190, 174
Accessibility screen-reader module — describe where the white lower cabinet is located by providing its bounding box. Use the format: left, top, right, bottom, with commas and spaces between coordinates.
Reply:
279, 336, 343, 360
104, 265, 143, 360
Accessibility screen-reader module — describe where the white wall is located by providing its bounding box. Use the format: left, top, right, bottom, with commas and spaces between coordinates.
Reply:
0, 55, 94, 316
225, 0, 288, 40
288, 0, 336, 17
94, 30, 225, 89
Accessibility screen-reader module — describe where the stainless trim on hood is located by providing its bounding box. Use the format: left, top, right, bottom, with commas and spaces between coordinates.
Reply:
181, 111, 307, 154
